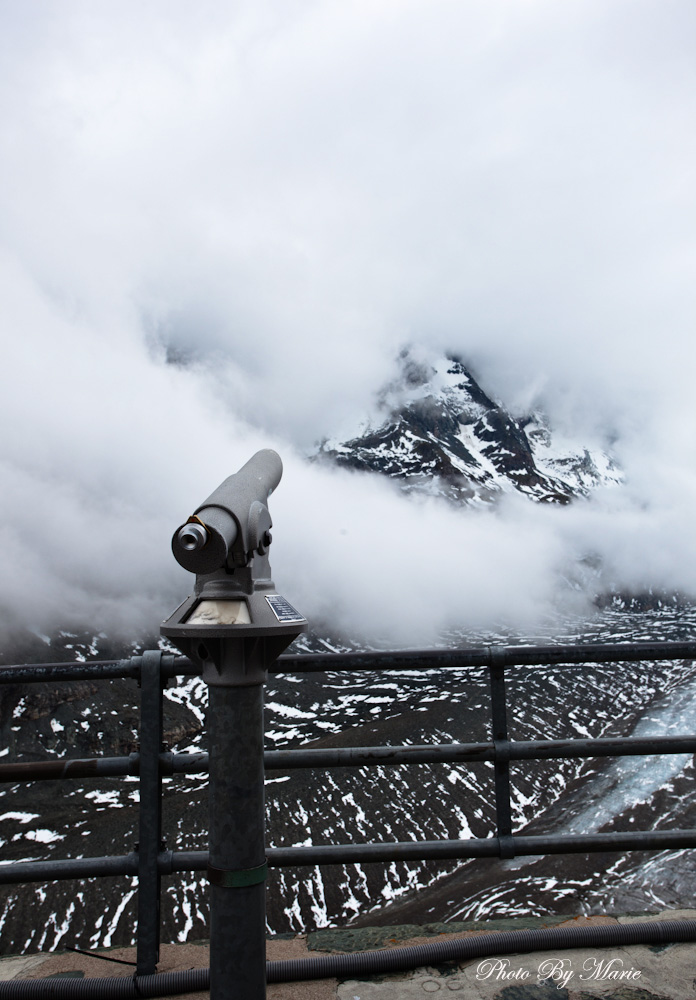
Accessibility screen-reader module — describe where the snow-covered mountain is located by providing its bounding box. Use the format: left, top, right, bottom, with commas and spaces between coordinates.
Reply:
316, 352, 622, 505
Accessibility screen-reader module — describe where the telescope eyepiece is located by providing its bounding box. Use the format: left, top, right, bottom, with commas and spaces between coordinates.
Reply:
177, 523, 208, 552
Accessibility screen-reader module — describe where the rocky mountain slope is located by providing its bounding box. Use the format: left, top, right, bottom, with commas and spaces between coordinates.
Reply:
2, 606, 696, 950
316, 352, 622, 505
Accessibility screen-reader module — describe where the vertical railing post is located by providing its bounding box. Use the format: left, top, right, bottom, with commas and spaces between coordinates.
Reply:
135, 650, 165, 975
488, 646, 515, 859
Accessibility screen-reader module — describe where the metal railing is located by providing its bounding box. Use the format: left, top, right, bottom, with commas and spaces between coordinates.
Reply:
1, 640, 696, 977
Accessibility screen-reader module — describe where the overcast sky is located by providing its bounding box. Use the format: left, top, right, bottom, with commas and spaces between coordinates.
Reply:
1, 0, 694, 644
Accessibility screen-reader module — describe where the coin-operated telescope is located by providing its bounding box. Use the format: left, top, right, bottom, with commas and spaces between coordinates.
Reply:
161, 448, 307, 685
161, 449, 307, 999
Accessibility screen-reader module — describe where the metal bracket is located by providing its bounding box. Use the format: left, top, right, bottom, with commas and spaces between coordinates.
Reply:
207, 860, 268, 888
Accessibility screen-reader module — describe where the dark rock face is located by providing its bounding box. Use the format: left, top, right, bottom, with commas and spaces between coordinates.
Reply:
472, 407, 574, 503
316, 354, 621, 505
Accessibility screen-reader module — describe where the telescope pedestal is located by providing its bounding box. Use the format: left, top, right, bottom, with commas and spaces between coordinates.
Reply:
208, 681, 267, 999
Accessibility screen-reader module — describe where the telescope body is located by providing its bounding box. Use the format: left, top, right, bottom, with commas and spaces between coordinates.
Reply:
172, 449, 281, 576
162, 448, 306, 684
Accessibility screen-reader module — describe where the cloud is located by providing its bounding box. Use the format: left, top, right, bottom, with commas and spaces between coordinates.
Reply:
0, 0, 694, 642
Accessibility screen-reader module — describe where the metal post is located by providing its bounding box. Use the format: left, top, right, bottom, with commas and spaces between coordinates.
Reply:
488, 647, 515, 859
136, 651, 164, 975
208, 681, 267, 998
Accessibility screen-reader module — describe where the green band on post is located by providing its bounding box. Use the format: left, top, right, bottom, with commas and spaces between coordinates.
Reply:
207, 861, 268, 888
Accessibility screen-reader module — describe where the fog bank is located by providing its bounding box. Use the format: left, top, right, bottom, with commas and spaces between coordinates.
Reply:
1, 1, 694, 643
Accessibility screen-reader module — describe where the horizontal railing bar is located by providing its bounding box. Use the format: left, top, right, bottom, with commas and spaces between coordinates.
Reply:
3, 735, 696, 783
3, 639, 696, 684
263, 829, 696, 865
167, 751, 208, 774
0, 754, 140, 782
0, 661, 140, 684
162, 658, 198, 679
6, 826, 696, 884
273, 641, 696, 673
263, 736, 696, 769
0, 656, 196, 685
0, 854, 139, 884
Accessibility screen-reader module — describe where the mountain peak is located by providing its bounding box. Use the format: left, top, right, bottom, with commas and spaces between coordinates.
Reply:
316, 350, 622, 506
